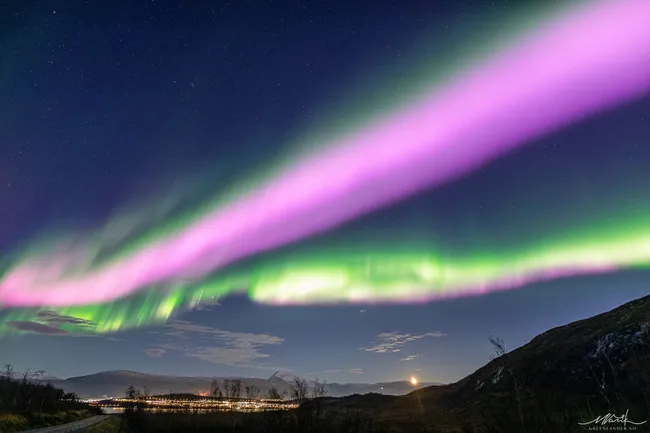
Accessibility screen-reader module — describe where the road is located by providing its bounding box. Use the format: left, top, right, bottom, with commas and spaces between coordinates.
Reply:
19, 415, 111, 433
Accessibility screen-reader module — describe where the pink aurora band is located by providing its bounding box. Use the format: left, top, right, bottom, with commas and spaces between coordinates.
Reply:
2, 0, 650, 307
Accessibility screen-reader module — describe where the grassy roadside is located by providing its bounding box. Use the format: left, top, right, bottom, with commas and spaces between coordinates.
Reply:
0, 409, 96, 432
85, 415, 123, 433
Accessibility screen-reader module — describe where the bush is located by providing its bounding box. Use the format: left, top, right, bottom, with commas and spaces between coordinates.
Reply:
0, 413, 29, 432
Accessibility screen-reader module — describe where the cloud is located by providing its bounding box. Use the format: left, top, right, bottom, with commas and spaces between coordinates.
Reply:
307, 368, 364, 376
153, 320, 284, 368
144, 348, 166, 358
36, 311, 95, 329
5, 321, 68, 335
359, 331, 446, 354
188, 297, 221, 311
399, 354, 421, 362
2, 311, 107, 338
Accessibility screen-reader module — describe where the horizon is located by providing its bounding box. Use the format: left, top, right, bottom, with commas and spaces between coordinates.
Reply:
20, 367, 445, 385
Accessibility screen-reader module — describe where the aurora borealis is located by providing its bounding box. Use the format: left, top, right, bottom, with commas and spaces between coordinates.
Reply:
1, 0, 650, 358
3, 205, 650, 335
0, 1, 650, 324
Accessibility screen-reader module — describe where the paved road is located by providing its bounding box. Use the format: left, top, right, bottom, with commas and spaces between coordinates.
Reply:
19, 415, 111, 433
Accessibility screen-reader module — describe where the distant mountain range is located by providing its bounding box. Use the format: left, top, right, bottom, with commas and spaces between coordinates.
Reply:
38, 369, 441, 398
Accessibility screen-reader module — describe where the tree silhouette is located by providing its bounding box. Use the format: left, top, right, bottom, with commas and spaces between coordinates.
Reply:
489, 334, 526, 433
0, 363, 99, 422
125, 385, 139, 400
222, 378, 232, 398
244, 384, 260, 400
291, 377, 309, 404
312, 377, 327, 398
3, 363, 14, 380
231, 379, 242, 399
210, 377, 222, 398
266, 387, 282, 400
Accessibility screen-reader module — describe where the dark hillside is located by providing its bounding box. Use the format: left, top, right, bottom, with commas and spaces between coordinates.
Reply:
322, 293, 650, 432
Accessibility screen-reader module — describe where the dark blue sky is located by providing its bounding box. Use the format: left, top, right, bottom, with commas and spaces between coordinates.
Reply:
1, 0, 649, 384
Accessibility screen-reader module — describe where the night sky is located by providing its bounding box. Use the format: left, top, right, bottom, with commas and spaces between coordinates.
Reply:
1, 0, 649, 384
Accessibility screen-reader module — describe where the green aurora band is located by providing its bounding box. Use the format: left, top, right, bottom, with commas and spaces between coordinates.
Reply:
2, 207, 650, 335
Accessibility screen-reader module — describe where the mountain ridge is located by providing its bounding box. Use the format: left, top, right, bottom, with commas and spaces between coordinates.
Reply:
37, 369, 442, 398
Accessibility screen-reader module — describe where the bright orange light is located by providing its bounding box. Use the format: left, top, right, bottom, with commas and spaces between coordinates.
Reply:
410, 376, 418, 386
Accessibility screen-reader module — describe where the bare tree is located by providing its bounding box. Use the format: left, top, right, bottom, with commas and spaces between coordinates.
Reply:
143, 386, 150, 399
2, 364, 13, 406
231, 379, 242, 399
21, 369, 34, 385
125, 385, 138, 399
312, 377, 327, 398
3, 364, 13, 381
290, 377, 309, 404
266, 387, 282, 400
311, 377, 328, 418
489, 334, 526, 433
210, 377, 222, 398
222, 379, 232, 399
244, 384, 260, 400
19, 369, 35, 410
